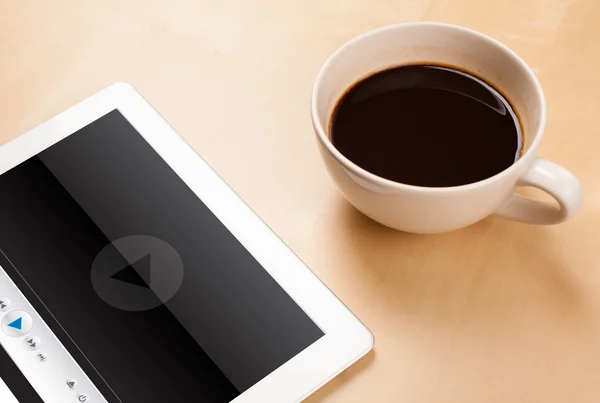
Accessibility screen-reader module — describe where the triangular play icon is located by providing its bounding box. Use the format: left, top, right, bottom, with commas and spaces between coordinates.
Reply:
7, 317, 22, 330
0, 304, 6, 309
110, 255, 151, 289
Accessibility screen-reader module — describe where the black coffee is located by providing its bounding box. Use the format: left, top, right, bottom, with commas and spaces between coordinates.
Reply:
330, 64, 523, 187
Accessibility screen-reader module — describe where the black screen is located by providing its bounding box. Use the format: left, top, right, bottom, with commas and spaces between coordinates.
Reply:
0, 110, 323, 402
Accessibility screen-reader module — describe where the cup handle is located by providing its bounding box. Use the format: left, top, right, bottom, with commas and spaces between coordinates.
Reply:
495, 158, 583, 224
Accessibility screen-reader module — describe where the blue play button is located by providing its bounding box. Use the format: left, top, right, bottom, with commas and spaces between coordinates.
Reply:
7, 317, 22, 330
2, 311, 33, 337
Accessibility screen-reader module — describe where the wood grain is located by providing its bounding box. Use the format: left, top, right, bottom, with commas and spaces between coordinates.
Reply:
1, 1, 599, 402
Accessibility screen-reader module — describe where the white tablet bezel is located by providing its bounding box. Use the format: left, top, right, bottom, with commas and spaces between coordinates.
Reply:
0, 83, 373, 403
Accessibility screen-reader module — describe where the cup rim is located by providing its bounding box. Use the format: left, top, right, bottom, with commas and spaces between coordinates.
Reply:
310, 22, 547, 193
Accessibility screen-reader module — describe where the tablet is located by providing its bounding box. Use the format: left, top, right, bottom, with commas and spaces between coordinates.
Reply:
0, 83, 372, 403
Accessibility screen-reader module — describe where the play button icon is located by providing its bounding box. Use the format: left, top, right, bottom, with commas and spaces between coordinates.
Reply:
91, 235, 184, 311
8, 317, 22, 330
2, 311, 33, 337
110, 255, 151, 289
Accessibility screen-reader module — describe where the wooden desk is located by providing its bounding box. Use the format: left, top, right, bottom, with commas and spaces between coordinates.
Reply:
1, 1, 599, 402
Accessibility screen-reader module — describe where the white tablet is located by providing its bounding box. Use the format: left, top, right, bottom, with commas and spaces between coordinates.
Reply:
0, 83, 372, 403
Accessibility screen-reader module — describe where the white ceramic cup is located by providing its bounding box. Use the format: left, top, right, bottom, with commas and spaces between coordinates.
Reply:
311, 22, 583, 234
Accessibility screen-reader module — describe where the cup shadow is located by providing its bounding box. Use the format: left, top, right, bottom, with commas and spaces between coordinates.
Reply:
305, 196, 582, 401
328, 197, 581, 324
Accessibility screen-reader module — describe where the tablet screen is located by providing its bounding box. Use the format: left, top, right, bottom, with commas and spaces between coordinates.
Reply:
0, 110, 324, 402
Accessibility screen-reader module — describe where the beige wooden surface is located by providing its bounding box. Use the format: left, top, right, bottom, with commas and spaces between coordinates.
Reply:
1, 1, 600, 402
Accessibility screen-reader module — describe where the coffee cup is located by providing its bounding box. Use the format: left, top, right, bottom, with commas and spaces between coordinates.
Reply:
311, 22, 582, 234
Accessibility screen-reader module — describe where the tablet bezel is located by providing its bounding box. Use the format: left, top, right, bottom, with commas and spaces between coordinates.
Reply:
0, 83, 373, 403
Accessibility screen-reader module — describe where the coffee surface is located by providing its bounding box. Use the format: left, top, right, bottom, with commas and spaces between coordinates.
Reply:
330, 64, 522, 187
